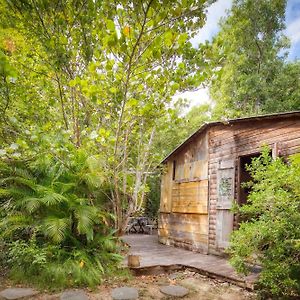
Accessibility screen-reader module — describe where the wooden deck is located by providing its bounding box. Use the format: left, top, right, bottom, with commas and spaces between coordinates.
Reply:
122, 235, 258, 289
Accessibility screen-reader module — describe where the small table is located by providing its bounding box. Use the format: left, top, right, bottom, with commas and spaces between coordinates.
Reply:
135, 217, 148, 233
126, 217, 151, 234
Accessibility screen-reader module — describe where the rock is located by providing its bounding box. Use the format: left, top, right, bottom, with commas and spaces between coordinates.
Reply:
111, 287, 138, 300
160, 285, 189, 298
0, 288, 39, 300
155, 277, 170, 286
181, 278, 211, 292
60, 290, 89, 300
168, 273, 178, 280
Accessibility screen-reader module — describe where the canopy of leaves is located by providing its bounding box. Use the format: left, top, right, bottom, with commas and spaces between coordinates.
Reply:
0, 0, 213, 232
202, 0, 300, 117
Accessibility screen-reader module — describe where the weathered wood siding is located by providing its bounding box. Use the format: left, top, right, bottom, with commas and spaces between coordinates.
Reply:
159, 113, 300, 256
159, 212, 209, 252
160, 160, 173, 213
172, 181, 208, 214
159, 131, 209, 253
208, 115, 300, 255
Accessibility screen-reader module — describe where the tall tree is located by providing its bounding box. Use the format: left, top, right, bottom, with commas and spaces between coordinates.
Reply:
0, 0, 214, 233
153, 102, 212, 160
203, 0, 300, 117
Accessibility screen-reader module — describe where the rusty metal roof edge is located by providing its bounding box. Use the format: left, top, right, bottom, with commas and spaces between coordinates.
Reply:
161, 110, 300, 164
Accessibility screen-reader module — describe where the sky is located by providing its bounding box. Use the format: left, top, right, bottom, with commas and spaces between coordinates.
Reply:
174, 0, 300, 108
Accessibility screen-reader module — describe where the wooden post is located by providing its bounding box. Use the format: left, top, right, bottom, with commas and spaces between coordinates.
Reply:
272, 142, 279, 159
127, 254, 140, 268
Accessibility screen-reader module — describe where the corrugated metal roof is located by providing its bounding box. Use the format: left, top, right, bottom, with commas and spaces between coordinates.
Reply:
161, 110, 300, 164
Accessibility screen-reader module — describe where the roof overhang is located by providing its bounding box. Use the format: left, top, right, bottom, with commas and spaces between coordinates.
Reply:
161, 110, 300, 164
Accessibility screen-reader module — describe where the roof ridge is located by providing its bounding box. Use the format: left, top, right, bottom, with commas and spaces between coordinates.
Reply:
161, 110, 300, 164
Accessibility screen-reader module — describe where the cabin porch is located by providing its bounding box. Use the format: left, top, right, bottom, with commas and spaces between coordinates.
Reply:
122, 234, 258, 290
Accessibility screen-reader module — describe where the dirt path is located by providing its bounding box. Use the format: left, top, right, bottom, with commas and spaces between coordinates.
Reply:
1, 270, 256, 299
90, 270, 256, 300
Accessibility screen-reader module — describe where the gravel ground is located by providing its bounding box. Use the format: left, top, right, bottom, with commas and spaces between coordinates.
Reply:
0, 270, 256, 299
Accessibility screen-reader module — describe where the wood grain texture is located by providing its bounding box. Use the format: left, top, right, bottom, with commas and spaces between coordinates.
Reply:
208, 117, 300, 254
122, 235, 258, 289
159, 212, 208, 252
172, 180, 208, 214
160, 161, 173, 212
160, 114, 300, 256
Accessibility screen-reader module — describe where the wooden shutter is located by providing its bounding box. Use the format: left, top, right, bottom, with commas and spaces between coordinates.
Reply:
216, 160, 235, 249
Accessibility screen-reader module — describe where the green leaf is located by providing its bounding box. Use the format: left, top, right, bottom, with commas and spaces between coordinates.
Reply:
42, 192, 68, 206
106, 19, 115, 31
42, 216, 70, 243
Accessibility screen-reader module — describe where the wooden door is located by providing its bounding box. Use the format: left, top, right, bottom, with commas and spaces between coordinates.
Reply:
216, 160, 235, 249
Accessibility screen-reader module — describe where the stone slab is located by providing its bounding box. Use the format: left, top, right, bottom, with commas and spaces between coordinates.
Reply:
0, 288, 39, 300
160, 285, 189, 298
111, 287, 138, 300
60, 290, 89, 300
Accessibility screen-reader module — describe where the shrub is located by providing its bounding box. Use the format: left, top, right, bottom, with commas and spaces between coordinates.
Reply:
229, 149, 300, 298
0, 150, 122, 289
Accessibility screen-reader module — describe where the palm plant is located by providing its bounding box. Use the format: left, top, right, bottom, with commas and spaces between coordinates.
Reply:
0, 150, 122, 288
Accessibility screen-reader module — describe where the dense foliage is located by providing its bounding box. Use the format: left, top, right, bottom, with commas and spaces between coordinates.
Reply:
0, 150, 122, 288
0, 0, 215, 288
152, 101, 213, 164
202, 0, 300, 117
144, 175, 160, 219
229, 149, 300, 298
0, 0, 299, 294
0, 0, 213, 233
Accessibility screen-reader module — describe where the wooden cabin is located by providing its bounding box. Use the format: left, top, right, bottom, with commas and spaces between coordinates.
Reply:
158, 111, 300, 255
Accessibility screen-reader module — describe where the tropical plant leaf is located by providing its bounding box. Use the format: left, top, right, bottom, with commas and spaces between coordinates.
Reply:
74, 206, 98, 238
0, 214, 33, 238
41, 191, 68, 206
52, 182, 75, 193
22, 197, 42, 213
0, 176, 35, 189
42, 216, 70, 243
0, 186, 30, 198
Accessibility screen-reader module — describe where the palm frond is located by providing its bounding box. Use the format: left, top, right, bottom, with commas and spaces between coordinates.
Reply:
0, 176, 36, 190
74, 206, 98, 239
42, 216, 70, 243
80, 155, 107, 188
0, 214, 34, 238
83, 172, 106, 188
34, 184, 50, 194
93, 257, 105, 273
0, 188, 11, 197
52, 182, 75, 194
93, 233, 118, 252
28, 154, 52, 174
41, 191, 68, 206
21, 197, 42, 213
0, 186, 30, 199
13, 167, 34, 181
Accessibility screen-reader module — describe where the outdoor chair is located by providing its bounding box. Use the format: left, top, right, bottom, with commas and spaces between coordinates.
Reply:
144, 218, 158, 235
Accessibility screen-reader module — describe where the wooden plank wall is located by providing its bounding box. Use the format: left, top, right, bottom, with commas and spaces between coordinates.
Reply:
158, 212, 208, 252
159, 131, 209, 253
172, 181, 208, 214
160, 160, 173, 213
208, 116, 300, 255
